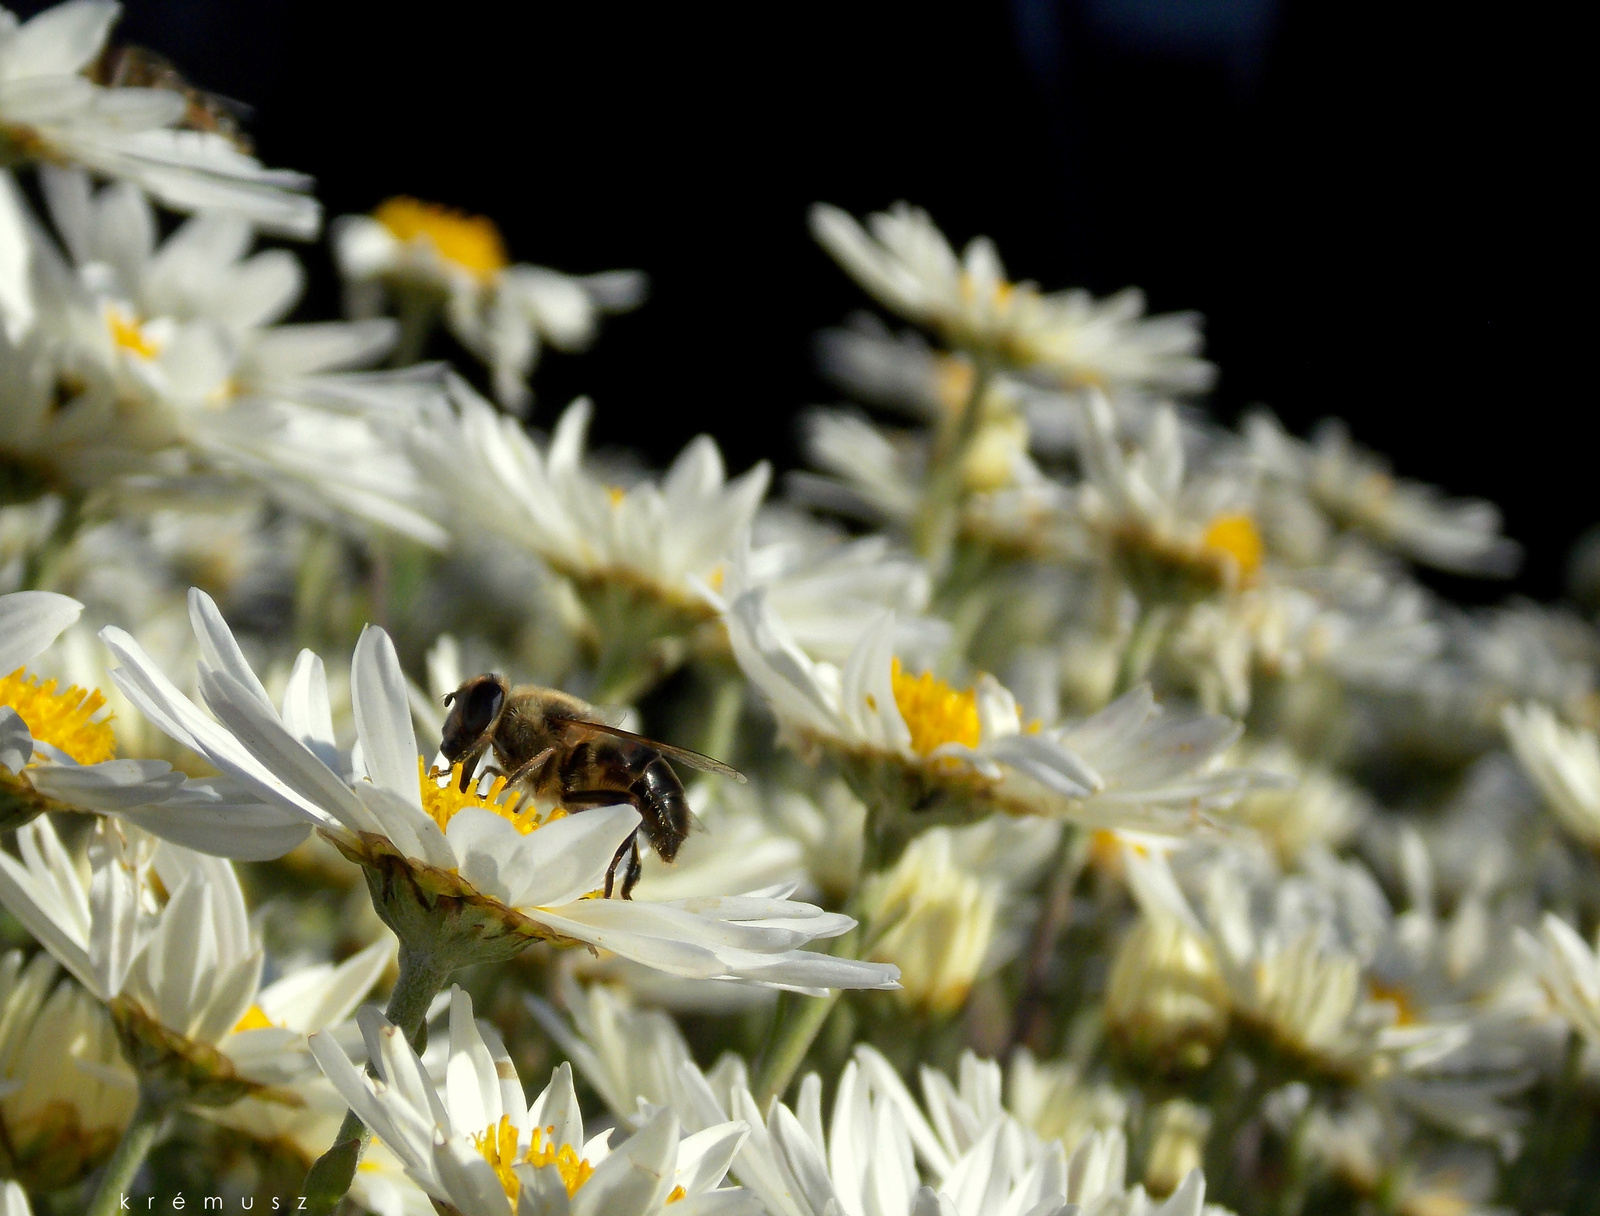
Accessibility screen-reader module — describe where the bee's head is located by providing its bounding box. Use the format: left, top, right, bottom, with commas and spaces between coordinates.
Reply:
440, 673, 508, 764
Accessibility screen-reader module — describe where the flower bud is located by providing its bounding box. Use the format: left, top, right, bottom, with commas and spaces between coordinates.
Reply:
1105, 914, 1230, 1073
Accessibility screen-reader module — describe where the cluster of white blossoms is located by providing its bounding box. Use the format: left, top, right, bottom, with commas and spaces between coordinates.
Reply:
0, 4, 1593, 1214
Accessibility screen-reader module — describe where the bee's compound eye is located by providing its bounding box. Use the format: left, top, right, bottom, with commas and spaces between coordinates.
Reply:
440, 677, 504, 759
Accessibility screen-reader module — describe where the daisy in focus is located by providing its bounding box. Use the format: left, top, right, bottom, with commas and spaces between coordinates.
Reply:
1, 587, 304, 847
100, 588, 899, 994
725, 587, 1255, 841
310, 984, 757, 1215
334, 195, 646, 411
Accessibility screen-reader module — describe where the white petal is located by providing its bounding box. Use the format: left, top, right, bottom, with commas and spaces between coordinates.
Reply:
352, 625, 422, 803
0, 590, 83, 674
571, 1107, 678, 1216
503, 803, 640, 909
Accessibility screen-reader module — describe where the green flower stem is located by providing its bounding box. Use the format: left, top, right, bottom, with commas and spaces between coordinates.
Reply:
913, 354, 993, 575
302, 940, 456, 1216
390, 286, 440, 368
1113, 600, 1172, 696
754, 926, 860, 1107
86, 1088, 169, 1216
695, 668, 747, 766
1007, 827, 1089, 1054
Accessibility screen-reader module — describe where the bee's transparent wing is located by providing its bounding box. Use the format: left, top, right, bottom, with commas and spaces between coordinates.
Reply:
548, 717, 747, 782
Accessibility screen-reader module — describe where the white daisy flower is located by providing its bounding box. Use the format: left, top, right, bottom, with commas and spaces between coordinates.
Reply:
702, 514, 950, 666
1004, 1049, 1129, 1166
0, 1, 317, 274
404, 387, 767, 607
789, 407, 1078, 561
99, 588, 898, 995
0, 815, 393, 1100
0, 587, 307, 853
333, 196, 645, 411
1075, 392, 1263, 599
537, 985, 1152, 1209
817, 314, 1173, 475
0, 948, 135, 1190
859, 816, 1060, 1018
726, 587, 1253, 835
309, 984, 757, 1216
1502, 702, 1600, 852
0, 165, 445, 545
1125, 845, 1528, 1149
1516, 913, 1600, 1049
32, 163, 405, 440
1226, 742, 1369, 864
698, 1045, 1206, 1216
1244, 412, 1519, 577
1128, 845, 1407, 1075
381, 384, 769, 699
810, 202, 1215, 394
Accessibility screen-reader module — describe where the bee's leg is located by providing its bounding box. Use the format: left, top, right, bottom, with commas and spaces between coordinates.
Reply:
455, 744, 490, 792
500, 747, 556, 794
603, 830, 638, 899
619, 836, 643, 900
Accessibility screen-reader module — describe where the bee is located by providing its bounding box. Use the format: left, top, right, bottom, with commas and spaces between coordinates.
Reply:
86, 45, 254, 154
438, 675, 744, 900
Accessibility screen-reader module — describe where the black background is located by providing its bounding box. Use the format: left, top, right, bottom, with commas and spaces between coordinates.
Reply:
19, 1, 1583, 600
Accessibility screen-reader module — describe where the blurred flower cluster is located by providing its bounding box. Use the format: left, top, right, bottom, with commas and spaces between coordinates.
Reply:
0, 4, 1593, 1215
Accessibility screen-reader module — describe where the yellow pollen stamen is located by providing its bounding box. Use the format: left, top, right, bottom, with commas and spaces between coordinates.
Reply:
107, 309, 160, 359
0, 668, 117, 766
374, 196, 508, 281
606, 485, 628, 506
958, 271, 1017, 309
889, 657, 980, 756
418, 758, 567, 836
231, 1003, 275, 1032
668, 1185, 687, 1202
1088, 828, 1149, 876
1368, 979, 1419, 1027
473, 1116, 595, 1200
1200, 513, 1263, 581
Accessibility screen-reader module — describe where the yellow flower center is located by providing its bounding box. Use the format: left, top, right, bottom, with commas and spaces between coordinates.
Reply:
374, 196, 509, 281
890, 658, 980, 756
231, 1003, 275, 1032
418, 758, 567, 836
0, 668, 117, 766
474, 1116, 595, 1200
1200, 513, 1263, 582
107, 309, 160, 359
